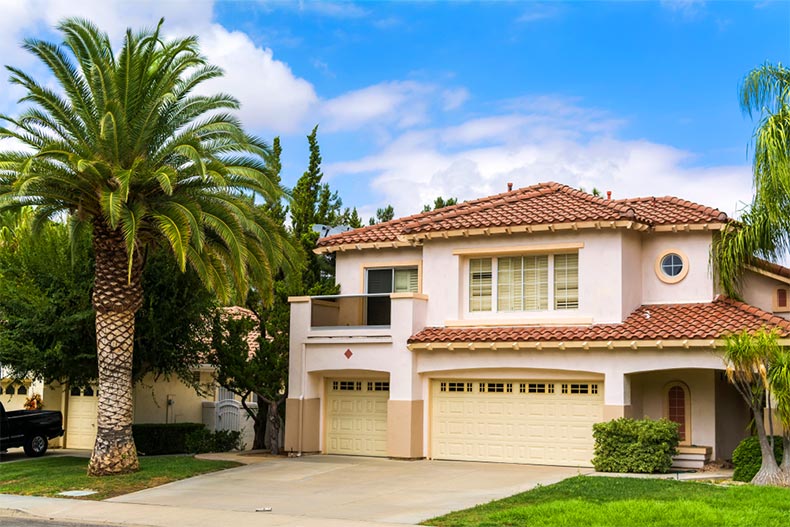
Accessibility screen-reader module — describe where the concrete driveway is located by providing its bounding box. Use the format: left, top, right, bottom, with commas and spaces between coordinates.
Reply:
108, 455, 586, 524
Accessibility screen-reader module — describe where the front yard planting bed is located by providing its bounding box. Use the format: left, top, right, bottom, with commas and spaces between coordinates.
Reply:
0, 455, 240, 500
424, 475, 790, 527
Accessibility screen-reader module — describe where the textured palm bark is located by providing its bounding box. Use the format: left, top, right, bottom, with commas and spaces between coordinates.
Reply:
751, 409, 784, 486
87, 222, 143, 476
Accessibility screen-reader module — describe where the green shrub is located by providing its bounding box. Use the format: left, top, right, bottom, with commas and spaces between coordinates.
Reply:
132, 423, 205, 455
592, 418, 679, 473
184, 428, 243, 454
732, 435, 783, 482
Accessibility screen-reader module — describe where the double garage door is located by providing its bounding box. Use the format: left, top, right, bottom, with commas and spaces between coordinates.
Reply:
323, 377, 603, 466
432, 379, 603, 467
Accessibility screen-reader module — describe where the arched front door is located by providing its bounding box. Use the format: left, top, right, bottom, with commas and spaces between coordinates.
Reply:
665, 382, 691, 445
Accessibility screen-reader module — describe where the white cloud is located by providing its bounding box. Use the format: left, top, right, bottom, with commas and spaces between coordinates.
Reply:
326, 96, 751, 218
320, 81, 435, 132
193, 25, 318, 133
441, 88, 470, 111
516, 3, 563, 23
0, 0, 318, 134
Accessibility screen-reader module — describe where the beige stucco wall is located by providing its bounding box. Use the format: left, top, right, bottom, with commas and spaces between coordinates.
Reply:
630, 369, 716, 455
335, 248, 424, 295
741, 269, 790, 318
621, 231, 643, 317
419, 230, 627, 325
133, 372, 213, 424
715, 372, 751, 460
641, 232, 715, 304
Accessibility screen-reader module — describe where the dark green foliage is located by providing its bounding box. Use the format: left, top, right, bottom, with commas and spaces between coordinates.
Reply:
422, 196, 458, 212
0, 213, 96, 386
132, 423, 205, 455
184, 428, 243, 453
0, 213, 216, 389
592, 418, 679, 473
732, 435, 784, 482
369, 204, 395, 225
133, 249, 215, 386
264, 137, 287, 224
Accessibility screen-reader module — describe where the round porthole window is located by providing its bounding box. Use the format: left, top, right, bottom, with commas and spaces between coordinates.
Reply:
655, 250, 689, 284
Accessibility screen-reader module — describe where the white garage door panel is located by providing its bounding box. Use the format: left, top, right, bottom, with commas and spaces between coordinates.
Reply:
325, 379, 388, 457
432, 380, 603, 467
66, 387, 98, 449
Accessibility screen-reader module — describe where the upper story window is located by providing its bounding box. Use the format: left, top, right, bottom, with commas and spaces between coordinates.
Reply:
469, 253, 578, 312
366, 267, 418, 294
365, 266, 418, 326
655, 249, 689, 284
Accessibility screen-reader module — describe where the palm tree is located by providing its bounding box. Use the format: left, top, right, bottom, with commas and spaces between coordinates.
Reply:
715, 63, 790, 296
723, 329, 784, 486
0, 19, 293, 475
767, 351, 790, 482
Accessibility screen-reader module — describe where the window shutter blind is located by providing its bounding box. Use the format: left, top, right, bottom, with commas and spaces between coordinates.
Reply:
554, 253, 579, 309
394, 268, 419, 293
367, 269, 393, 294
469, 258, 492, 311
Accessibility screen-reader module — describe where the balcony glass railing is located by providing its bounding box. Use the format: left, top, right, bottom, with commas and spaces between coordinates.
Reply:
310, 293, 392, 329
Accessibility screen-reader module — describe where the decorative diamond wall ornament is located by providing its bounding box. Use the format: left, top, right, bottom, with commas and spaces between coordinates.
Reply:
344, 349, 353, 359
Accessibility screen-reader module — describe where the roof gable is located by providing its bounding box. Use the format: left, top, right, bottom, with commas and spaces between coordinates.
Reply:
316, 181, 731, 252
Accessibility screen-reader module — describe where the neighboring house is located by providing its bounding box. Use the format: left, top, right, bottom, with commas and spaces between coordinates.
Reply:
40, 306, 261, 450
1, 365, 40, 411
284, 182, 790, 467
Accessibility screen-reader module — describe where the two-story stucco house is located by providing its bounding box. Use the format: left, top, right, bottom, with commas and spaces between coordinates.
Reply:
284, 182, 790, 467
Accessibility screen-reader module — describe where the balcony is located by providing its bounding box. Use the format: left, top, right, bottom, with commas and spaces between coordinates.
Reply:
289, 292, 428, 343
310, 293, 393, 330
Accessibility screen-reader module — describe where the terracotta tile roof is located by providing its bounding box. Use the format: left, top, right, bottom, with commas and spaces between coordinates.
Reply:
400, 182, 643, 234
754, 258, 790, 280
407, 296, 790, 345
613, 196, 728, 225
219, 306, 261, 358
316, 181, 730, 249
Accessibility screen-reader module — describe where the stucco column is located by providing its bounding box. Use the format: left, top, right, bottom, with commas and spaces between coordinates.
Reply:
386, 294, 427, 458
284, 297, 320, 454
603, 371, 632, 420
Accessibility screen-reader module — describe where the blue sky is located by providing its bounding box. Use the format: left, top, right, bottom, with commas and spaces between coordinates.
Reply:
0, 1, 788, 221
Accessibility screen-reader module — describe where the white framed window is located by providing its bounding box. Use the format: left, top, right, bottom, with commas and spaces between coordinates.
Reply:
366, 267, 418, 294
469, 253, 579, 313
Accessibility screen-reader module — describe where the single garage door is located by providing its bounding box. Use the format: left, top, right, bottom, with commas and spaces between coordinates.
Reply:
431, 379, 603, 466
325, 378, 388, 456
66, 386, 98, 449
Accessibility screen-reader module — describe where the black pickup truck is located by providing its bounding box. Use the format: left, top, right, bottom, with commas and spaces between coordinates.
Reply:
0, 401, 64, 456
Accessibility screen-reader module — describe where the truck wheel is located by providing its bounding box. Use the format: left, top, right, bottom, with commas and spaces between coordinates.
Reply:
23, 433, 48, 457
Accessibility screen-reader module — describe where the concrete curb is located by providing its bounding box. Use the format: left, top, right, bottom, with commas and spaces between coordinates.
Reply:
0, 494, 409, 527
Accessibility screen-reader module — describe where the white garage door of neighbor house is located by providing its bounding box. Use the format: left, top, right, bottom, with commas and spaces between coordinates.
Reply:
325, 379, 388, 457
66, 386, 98, 449
431, 379, 604, 467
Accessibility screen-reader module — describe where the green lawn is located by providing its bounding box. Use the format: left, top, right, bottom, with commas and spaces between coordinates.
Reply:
0, 455, 240, 500
424, 476, 790, 527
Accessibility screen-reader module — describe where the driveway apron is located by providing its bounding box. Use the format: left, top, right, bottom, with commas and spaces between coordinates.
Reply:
108, 455, 584, 524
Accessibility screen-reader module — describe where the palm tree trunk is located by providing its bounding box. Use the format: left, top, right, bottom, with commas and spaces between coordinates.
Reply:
781, 433, 790, 486
751, 406, 784, 486
87, 221, 143, 476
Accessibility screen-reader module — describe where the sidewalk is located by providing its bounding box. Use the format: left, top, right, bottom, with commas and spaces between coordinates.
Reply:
0, 494, 408, 527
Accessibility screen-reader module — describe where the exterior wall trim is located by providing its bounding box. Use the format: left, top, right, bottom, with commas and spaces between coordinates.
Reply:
451, 241, 584, 257
409, 338, 790, 351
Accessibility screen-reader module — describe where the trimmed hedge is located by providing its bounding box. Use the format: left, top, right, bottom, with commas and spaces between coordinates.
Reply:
132, 423, 205, 455
185, 428, 243, 454
732, 435, 784, 482
592, 418, 679, 473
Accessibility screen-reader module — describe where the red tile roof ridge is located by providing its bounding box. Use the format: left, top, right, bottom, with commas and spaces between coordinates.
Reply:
615, 195, 729, 223
714, 295, 790, 330
401, 181, 642, 233
407, 296, 790, 344
753, 258, 790, 279
317, 182, 732, 249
